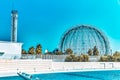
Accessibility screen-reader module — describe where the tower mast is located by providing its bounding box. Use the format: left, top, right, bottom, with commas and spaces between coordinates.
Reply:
11, 10, 18, 42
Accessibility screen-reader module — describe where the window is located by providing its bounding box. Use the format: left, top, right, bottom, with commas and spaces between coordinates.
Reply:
0, 52, 4, 56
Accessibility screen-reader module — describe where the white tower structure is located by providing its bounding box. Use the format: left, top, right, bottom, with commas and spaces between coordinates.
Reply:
11, 10, 18, 42
0, 10, 22, 59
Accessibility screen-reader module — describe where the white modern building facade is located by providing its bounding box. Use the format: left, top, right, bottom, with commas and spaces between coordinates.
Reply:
0, 41, 22, 59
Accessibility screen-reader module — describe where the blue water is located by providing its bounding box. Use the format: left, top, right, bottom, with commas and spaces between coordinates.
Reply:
1, 70, 120, 80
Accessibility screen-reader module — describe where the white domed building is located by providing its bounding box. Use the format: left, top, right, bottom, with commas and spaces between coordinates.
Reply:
59, 25, 111, 55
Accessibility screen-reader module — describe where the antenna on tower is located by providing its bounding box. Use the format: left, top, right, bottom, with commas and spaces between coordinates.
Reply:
11, 0, 15, 10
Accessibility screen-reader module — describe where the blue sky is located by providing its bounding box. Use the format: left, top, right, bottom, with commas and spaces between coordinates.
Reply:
0, 0, 120, 52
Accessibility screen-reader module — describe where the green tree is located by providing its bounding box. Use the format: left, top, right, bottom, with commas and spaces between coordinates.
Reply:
113, 51, 120, 62
22, 49, 27, 54
78, 54, 89, 62
84, 55, 89, 61
88, 49, 93, 56
65, 56, 72, 62
99, 55, 115, 62
53, 49, 63, 55
77, 56, 83, 62
35, 44, 42, 54
65, 54, 78, 62
65, 54, 89, 62
55, 51, 63, 55
113, 51, 120, 56
107, 55, 114, 62
99, 56, 107, 62
28, 46, 35, 54
65, 48, 73, 55
93, 46, 99, 56
80, 54, 89, 62
70, 55, 78, 62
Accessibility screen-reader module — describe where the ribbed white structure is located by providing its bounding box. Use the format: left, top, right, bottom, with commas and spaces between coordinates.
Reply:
59, 25, 111, 55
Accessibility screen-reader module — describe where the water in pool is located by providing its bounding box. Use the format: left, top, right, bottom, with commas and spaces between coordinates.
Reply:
1, 70, 120, 80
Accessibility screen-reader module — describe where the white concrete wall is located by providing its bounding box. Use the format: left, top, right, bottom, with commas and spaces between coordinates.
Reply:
0, 42, 22, 59
0, 59, 52, 73
51, 62, 120, 70
1, 59, 120, 77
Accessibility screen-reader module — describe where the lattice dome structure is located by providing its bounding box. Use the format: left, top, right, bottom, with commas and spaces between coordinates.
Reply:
59, 25, 111, 55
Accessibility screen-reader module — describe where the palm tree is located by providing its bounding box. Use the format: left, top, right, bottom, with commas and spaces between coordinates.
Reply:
65, 54, 89, 62
72, 55, 78, 62
53, 48, 63, 55
78, 54, 89, 62
113, 51, 120, 56
28, 46, 35, 54
99, 55, 115, 62
22, 49, 27, 54
77, 55, 83, 62
84, 55, 89, 61
88, 49, 93, 56
65, 54, 78, 62
93, 46, 99, 56
113, 51, 120, 62
107, 55, 114, 62
35, 44, 42, 54
65, 56, 72, 62
55, 51, 63, 55
65, 48, 73, 55
99, 56, 106, 62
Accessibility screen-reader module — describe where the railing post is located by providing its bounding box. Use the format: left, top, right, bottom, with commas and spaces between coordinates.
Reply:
109, 63, 114, 68
100, 63, 105, 69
